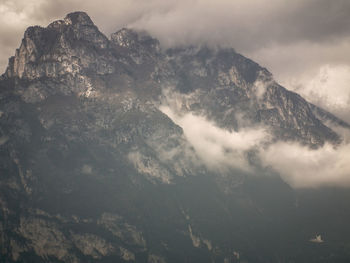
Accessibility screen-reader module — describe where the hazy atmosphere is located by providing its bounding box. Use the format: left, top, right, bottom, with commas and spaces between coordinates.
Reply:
2, 1, 350, 262
1, 0, 350, 121
1, 0, 350, 188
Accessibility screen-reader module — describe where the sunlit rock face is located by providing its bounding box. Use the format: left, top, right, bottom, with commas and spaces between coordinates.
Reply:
1, 11, 350, 263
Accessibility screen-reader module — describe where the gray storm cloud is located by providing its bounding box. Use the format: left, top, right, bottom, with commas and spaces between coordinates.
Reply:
1, 0, 350, 70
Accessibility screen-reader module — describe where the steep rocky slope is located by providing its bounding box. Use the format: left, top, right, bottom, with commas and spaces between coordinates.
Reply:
1, 12, 350, 263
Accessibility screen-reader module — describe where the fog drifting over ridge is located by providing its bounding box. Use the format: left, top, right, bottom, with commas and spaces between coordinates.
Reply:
261, 141, 350, 188
160, 105, 268, 173
160, 92, 350, 188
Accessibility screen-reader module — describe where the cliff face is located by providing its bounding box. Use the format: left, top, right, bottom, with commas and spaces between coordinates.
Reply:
0, 12, 349, 263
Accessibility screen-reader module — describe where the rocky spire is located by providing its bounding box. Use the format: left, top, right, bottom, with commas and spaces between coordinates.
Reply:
64, 11, 94, 26
4, 11, 110, 80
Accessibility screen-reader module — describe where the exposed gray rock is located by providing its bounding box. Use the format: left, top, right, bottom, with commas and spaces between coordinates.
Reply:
98, 213, 146, 247
72, 233, 115, 259
17, 217, 73, 261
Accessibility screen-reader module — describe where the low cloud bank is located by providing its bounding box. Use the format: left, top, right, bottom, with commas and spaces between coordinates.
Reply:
160, 105, 267, 173
260, 141, 350, 188
160, 95, 350, 188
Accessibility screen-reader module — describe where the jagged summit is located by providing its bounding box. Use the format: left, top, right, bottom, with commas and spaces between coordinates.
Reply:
46, 11, 95, 29
4, 11, 109, 80
111, 28, 159, 46
111, 28, 142, 47
2, 12, 346, 145
64, 11, 94, 26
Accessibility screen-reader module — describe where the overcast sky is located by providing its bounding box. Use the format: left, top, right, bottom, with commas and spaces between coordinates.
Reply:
1, 0, 350, 120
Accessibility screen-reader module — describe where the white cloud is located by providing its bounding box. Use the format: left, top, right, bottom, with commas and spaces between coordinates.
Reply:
260, 141, 350, 188
163, 103, 350, 188
160, 105, 267, 173
160, 89, 350, 188
283, 64, 350, 123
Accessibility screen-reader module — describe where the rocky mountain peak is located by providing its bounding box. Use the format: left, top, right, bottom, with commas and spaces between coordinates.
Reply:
111, 28, 160, 58
2, 11, 345, 146
64, 11, 94, 26
4, 11, 110, 81
111, 28, 140, 48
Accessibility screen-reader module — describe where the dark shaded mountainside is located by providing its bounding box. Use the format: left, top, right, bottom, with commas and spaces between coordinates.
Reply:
1, 12, 350, 263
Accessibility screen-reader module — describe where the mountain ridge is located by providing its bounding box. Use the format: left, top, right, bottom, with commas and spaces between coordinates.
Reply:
3, 12, 347, 146
1, 11, 350, 263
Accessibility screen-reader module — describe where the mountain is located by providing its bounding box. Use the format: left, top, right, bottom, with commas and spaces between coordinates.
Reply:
1, 12, 350, 263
